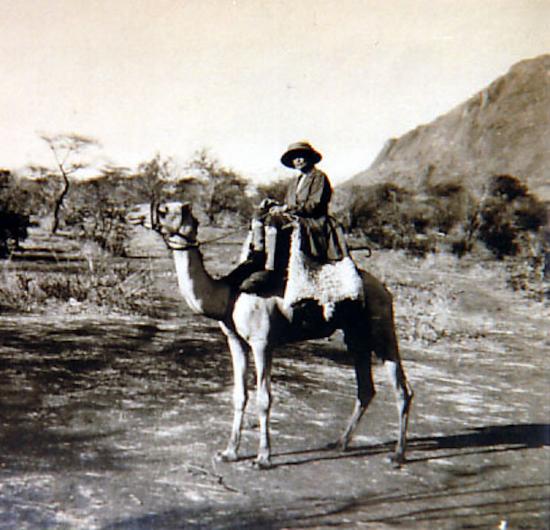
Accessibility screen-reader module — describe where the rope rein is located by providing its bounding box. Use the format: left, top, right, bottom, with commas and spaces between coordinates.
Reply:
197, 228, 247, 246
162, 228, 246, 251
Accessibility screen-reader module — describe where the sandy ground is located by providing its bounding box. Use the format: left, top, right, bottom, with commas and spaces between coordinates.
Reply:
0, 227, 548, 529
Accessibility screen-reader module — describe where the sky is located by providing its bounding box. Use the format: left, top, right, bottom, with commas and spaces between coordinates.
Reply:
1, 0, 549, 184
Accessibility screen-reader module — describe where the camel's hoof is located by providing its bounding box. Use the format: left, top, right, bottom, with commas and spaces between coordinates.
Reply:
215, 450, 238, 463
388, 453, 406, 468
251, 458, 273, 470
326, 440, 348, 452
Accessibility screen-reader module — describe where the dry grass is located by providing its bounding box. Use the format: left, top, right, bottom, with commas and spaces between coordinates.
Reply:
2, 221, 547, 337
0, 246, 161, 316
353, 249, 546, 347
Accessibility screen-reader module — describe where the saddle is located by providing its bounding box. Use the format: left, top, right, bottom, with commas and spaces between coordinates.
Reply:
233, 220, 364, 320
283, 225, 364, 320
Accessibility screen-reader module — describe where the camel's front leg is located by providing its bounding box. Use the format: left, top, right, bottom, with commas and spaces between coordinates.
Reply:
251, 340, 272, 469
217, 326, 249, 462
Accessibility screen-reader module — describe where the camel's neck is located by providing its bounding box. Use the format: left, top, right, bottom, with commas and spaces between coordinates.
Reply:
172, 248, 231, 320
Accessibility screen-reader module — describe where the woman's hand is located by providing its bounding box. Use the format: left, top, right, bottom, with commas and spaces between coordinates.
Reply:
269, 204, 288, 215
259, 197, 279, 212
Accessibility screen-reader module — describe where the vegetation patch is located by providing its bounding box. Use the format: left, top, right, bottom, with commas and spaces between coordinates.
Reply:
0, 258, 161, 317
2, 142, 547, 313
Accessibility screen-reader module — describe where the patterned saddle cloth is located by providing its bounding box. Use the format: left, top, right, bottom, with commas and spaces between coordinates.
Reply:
283, 225, 364, 320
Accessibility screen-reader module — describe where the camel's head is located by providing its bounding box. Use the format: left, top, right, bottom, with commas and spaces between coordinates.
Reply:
127, 201, 199, 250
155, 201, 198, 240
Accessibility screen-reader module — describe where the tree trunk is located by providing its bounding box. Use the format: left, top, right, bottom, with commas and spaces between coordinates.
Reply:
52, 172, 70, 234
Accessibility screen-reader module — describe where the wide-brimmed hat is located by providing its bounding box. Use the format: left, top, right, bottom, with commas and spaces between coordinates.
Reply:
280, 141, 322, 168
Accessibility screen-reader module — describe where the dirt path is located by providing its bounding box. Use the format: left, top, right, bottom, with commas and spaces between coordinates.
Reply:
0, 233, 548, 529
0, 303, 548, 529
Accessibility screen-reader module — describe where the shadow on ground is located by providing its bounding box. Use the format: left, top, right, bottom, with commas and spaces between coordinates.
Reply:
257, 423, 550, 468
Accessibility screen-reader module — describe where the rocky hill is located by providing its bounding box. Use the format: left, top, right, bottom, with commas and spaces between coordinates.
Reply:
345, 55, 550, 200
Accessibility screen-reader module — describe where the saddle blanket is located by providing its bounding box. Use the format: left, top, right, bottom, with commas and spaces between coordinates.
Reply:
284, 227, 364, 320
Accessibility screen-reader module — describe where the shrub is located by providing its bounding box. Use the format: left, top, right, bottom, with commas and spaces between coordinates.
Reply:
0, 272, 41, 312
0, 170, 32, 258
514, 195, 547, 231
348, 183, 442, 256
344, 174, 546, 262
479, 196, 519, 257
209, 172, 254, 224
0, 211, 30, 257
65, 202, 130, 256
428, 182, 473, 235
489, 174, 528, 200
478, 175, 546, 259
0, 251, 161, 316
63, 177, 134, 256
256, 177, 293, 205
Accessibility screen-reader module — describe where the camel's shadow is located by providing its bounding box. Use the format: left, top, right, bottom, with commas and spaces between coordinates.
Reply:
263, 423, 549, 468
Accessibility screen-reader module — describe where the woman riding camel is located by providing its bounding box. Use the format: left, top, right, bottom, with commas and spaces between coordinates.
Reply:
241, 141, 347, 293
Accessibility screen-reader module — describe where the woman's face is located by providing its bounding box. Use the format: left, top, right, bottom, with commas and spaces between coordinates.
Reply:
292, 156, 310, 171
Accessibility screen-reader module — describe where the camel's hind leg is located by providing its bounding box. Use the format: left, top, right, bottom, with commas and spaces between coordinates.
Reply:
336, 273, 413, 463
334, 347, 375, 450
338, 324, 413, 463
370, 302, 413, 464
217, 324, 249, 462
384, 358, 413, 464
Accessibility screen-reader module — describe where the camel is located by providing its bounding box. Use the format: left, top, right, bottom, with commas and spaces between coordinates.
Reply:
128, 201, 413, 469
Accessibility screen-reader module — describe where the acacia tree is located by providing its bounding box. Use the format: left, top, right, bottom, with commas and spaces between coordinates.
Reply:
256, 177, 292, 205
133, 154, 178, 218
185, 149, 252, 224
40, 133, 100, 233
